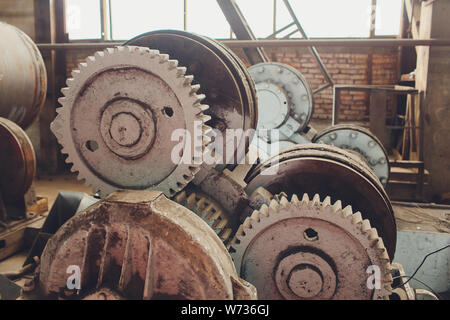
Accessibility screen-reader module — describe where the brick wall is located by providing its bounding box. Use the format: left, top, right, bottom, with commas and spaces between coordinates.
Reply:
65, 46, 399, 121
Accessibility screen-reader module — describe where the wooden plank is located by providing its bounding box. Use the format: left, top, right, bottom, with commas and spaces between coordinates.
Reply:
370, 91, 389, 147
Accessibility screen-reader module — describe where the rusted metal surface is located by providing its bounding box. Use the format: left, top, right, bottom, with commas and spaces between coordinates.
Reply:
35, 190, 256, 300
244, 144, 396, 259
0, 117, 36, 204
0, 22, 47, 129
51, 46, 211, 198
231, 193, 393, 300
125, 30, 257, 166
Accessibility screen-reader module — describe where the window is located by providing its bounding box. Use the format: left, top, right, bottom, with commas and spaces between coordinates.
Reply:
65, 0, 402, 41
65, 0, 102, 40
236, 0, 274, 38
278, 0, 372, 38
375, 0, 402, 36
110, 0, 184, 40
188, 0, 231, 39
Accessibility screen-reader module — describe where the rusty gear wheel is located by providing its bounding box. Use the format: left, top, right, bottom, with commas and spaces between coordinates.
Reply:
36, 190, 256, 300
174, 189, 233, 244
0, 117, 36, 204
231, 193, 393, 300
51, 46, 211, 198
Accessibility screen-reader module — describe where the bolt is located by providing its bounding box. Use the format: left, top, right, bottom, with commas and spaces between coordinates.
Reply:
350, 132, 358, 139
379, 158, 387, 165
301, 94, 308, 101
330, 133, 337, 140
368, 140, 376, 148
258, 67, 265, 73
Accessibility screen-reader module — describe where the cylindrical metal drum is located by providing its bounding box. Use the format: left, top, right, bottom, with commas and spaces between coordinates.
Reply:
0, 22, 47, 129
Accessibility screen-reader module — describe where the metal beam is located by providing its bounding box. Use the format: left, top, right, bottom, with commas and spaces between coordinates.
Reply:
216, 0, 268, 64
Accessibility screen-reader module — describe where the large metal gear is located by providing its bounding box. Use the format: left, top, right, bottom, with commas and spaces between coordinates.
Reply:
244, 143, 397, 259
314, 125, 390, 186
248, 62, 314, 143
126, 30, 257, 167
231, 193, 393, 300
33, 190, 256, 300
51, 46, 211, 198
174, 189, 233, 244
0, 117, 36, 204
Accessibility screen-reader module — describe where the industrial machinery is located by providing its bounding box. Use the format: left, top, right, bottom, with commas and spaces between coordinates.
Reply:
0, 117, 47, 261
33, 31, 399, 300
125, 30, 258, 168
0, 22, 47, 129
24, 190, 256, 300
313, 124, 390, 186
51, 46, 211, 198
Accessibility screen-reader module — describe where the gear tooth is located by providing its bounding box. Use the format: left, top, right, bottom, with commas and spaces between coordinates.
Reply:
186, 193, 197, 208
174, 191, 186, 204
351, 212, 363, 225
168, 59, 179, 69
368, 228, 379, 241
195, 94, 206, 104
176, 66, 187, 76
196, 104, 209, 113
322, 196, 331, 207
291, 194, 300, 205
269, 199, 280, 212
279, 196, 289, 208
195, 114, 210, 124
94, 51, 105, 59
57, 97, 67, 106
190, 84, 201, 95
184, 75, 194, 86
61, 87, 70, 96
259, 204, 269, 217
159, 53, 169, 63
379, 248, 390, 261
66, 78, 74, 87
361, 219, 371, 232
250, 210, 261, 223
332, 200, 342, 212
220, 228, 233, 242
242, 217, 253, 231
79, 62, 88, 69
104, 47, 114, 55
342, 205, 353, 218
71, 69, 81, 78
312, 194, 321, 206
301, 193, 310, 204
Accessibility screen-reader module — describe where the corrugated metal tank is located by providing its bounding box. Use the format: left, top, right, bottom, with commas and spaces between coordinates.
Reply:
0, 22, 47, 129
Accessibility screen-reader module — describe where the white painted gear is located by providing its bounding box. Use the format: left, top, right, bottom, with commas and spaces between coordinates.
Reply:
174, 190, 233, 244
51, 46, 211, 198
231, 193, 393, 300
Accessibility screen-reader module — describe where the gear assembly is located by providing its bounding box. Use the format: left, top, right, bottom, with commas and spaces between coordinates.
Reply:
0, 17, 445, 301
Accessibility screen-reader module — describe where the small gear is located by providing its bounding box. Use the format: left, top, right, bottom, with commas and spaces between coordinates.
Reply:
231, 193, 393, 300
51, 46, 211, 197
174, 190, 233, 244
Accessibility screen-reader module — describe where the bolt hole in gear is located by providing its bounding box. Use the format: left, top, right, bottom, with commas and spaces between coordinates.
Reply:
51, 46, 212, 198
